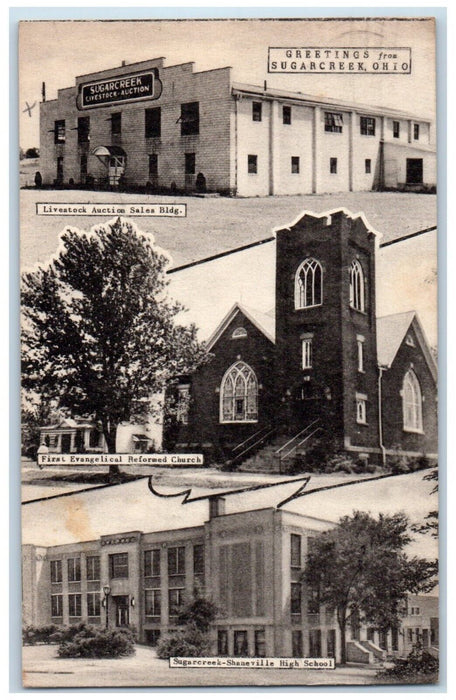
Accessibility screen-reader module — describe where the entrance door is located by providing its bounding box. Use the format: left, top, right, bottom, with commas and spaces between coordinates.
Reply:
233, 630, 248, 656
61, 433, 71, 453
406, 158, 423, 184
109, 156, 125, 186
114, 596, 130, 627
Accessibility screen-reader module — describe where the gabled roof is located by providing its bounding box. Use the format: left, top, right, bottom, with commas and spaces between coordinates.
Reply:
377, 311, 437, 382
40, 417, 96, 431
206, 302, 275, 350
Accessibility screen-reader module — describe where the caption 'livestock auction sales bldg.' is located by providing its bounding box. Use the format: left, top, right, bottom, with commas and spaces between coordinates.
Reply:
39, 57, 436, 196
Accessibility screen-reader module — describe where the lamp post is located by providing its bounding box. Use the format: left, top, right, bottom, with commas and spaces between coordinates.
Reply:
103, 585, 111, 629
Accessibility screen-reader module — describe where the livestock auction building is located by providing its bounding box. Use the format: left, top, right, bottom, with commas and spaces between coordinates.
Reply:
39, 57, 436, 196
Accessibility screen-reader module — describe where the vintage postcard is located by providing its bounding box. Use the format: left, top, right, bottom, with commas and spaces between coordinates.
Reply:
19, 16, 439, 688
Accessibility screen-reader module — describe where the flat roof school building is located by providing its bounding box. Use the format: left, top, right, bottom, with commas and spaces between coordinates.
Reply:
39, 57, 436, 196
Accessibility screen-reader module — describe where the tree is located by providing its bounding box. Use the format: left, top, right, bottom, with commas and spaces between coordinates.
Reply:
303, 511, 438, 665
25, 147, 40, 159
21, 218, 208, 474
412, 469, 438, 539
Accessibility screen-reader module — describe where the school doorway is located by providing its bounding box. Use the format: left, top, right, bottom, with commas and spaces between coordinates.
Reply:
406, 158, 423, 184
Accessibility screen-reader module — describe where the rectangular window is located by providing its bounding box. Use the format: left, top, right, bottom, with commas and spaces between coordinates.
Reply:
88, 429, 100, 448
87, 592, 101, 617
330, 157, 338, 174
145, 589, 161, 617
290, 582, 302, 615
292, 630, 303, 657
365, 158, 371, 174
391, 627, 399, 651
67, 558, 81, 582
217, 629, 228, 656
283, 105, 291, 124
180, 102, 199, 136
144, 549, 160, 578
109, 552, 129, 579
254, 630, 266, 657
356, 394, 367, 424
407, 628, 413, 643
51, 594, 63, 617
360, 116, 376, 136
169, 588, 185, 616
301, 339, 312, 369
145, 107, 161, 138
68, 594, 81, 618
393, 120, 400, 138
290, 534, 301, 567
111, 112, 121, 136
177, 384, 190, 425
414, 123, 420, 140
252, 101, 262, 122
324, 112, 343, 133
193, 544, 204, 575
86, 555, 100, 581
50, 560, 62, 583
56, 156, 64, 181
291, 156, 300, 174
307, 588, 320, 615
248, 154, 258, 174
77, 116, 90, 144
233, 630, 248, 656
80, 154, 88, 181
54, 120, 66, 144
148, 153, 158, 178
357, 336, 365, 373
185, 152, 196, 175
168, 546, 185, 576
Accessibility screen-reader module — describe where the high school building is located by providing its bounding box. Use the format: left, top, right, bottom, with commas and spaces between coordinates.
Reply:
22, 495, 438, 661
39, 57, 436, 196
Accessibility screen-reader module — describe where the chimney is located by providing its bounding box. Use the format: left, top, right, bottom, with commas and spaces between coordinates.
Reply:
264, 80, 267, 91
41, 82, 46, 102
121, 60, 126, 67
209, 495, 226, 519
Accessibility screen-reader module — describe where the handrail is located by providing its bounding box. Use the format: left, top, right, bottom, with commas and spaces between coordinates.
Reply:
232, 425, 271, 453
275, 418, 320, 455
233, 427, 276, 463
280, 427, 322, 461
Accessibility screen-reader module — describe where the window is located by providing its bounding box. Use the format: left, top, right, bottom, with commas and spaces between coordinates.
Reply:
217, 630, 228, 655
176, 384, 190, 425
356, 394, 367, 425
184, 152, 196, 175
309, 629, 322, 656
87, 592, 101, 617
233, 630, 248, 656
307, 588, 320, 615
88, 429, 100, 448
86, 556, 100, 581
407, 628, 413, 643
148, 154, 158, 178
290, 582, 302, 615
365, 158, 371, 174
144, 549, 160, 578
393, 120, 400, 138
254, 630, 266, 657
357, 335, 365, 373
231, 327, 247, 339
330, 157, 338, 174
67, 557, 81, 582
168, 546, 185, 576
391, 628, 399, 651
291, 156, 300, 174
193, 544, 204, 575
324, 112, 343, 133
50, 560, 62, 583
180, 102, 199, 136
145, 629, 161, 646
252, 102, 262, 122
410, 606, 421, 615
169, 588, 185, 616
68, 594, 81, 617
301, 338, 312, 370
414, 123, 420, 140
80, 154, 88, 181
77, 116, 90, 144
349, 260, 366, 312
111, 112, 121, 136
283, 105, 291, 124
145, 107, 161, 138
290, 534, 301, 567
402, 369, 423, 432
56, 156, 64, 181
220, 361, 258, 423
54, 120, 66, 144
51, 595, 63, 617
295, 258, 323, 309
292, 630, 303, 657
145, 589, 161, 617
248, 154, 258, 174
360, 116, 375, 136
406, 334, 415, 347
109, 552, 129, 579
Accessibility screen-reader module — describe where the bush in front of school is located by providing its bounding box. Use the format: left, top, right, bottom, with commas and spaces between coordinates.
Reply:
156, 624, 212, 659
22, 624, 60, 645
377, 645, 439, 684
57, 627, 135, 658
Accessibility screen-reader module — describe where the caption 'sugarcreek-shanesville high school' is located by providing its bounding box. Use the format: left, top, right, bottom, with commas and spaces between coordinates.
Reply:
39, 57, 436, 195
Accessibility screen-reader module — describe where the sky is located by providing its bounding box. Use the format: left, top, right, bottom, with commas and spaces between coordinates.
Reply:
19, 17, 436, 150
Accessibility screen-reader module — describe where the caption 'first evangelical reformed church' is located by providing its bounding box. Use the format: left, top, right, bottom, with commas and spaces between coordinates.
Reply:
39, 55, 436, 196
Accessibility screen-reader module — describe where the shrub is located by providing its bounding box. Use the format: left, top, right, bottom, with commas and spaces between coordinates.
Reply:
156, 624, 212, 659
57, 627, 135, 658
377, 645, 439, 683
22, 624, 60, 645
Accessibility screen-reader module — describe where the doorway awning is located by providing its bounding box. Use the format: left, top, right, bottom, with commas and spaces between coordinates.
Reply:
91, 145, 127, 158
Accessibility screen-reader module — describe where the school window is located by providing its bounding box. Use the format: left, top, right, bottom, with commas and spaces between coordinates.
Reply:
360, 116, 375, 136
51, 595, 63, 618
109, 552, 129, 579
292, 630, 303, 657
407, 628, 413, 643
193, 544, 204, 575
290, 582, 302, 615
80, 154, 88, 181
252, 101, 262, 122
290, 534, 301, 567
86, 555, 100, 581
357, 336, 365, 373
77, 116, 90, 143
307, 588, 320, 615
254, 630, 266, 657
301, 339, 312, 370
145, 589, 161, 617
248, 154, 258, 174
111, 112, 121, 136
217, 630, 229, 655
148, 154, 158, 178
145, 107, 161, 138
56, 156, 64, 181
330, 157, 338, 174
54, 120, 66, 144
356, 394, 368, 425
50, 560, 62, 583
324, 112, 343, 133
68, 594, 82, 618
168, 546, 185, 576
283, 105, 292, 124
169, 588, 185, 616
184, 152, 196, 175
365, 158, 371, 174
144, 549, 160, 578
291, 156, 300, 174
393, 120, 400, 138
180, 101, 199, 135
414, 123, 420, 140
87, 592, 101, 617
67, 557, 81, 582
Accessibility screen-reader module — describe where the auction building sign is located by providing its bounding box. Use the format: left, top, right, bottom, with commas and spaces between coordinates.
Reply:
78, 71, 161, 109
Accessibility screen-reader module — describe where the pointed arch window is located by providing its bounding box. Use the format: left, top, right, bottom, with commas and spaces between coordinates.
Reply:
295, 258, 323, 310
220, 361, 258, 423
349, 260, 366, 312
403, 369, 423, 432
